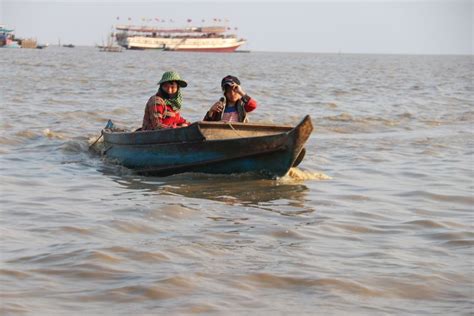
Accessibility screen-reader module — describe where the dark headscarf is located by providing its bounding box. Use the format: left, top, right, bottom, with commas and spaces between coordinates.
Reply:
157, 85, 183, 111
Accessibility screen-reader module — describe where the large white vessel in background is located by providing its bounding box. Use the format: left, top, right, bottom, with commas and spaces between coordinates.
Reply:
115, 25, 246, 52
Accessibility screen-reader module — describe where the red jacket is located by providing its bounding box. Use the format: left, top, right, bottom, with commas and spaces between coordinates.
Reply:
142, 95, 189, 130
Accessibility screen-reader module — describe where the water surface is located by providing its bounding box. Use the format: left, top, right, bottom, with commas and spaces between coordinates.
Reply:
0, 47, 472, 315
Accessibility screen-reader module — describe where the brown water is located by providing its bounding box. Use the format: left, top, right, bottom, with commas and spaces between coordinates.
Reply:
0, 47, 473, 315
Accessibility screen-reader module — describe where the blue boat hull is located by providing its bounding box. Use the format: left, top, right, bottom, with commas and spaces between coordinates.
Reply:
101, 115, 313, 178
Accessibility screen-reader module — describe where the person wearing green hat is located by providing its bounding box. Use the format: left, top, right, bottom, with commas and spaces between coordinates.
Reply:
142, 71, 191, 130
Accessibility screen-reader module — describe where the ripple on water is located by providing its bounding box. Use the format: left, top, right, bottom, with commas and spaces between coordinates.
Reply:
57, 226, 94, 236
77, 276, 196, 303
331, 221, 407, 235
30, 264, 129, 281
419, 231, 474, 242
7, 249, 120, 266
441, 239, 474, 248
396, 190, 474, 206
14, 130, 39, 139
0, 136, 21, 146
108, 219, 160, 234
240, 273, 382, 297
403, 219, 446, 228
269, 229, 305, 239
104, 246, 169, 263
0, 269, 31, 279
152, 204, 199, 219
0, 303, 29, 315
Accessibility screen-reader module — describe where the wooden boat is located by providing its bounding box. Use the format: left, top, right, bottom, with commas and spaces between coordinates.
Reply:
100, 115, 313, 178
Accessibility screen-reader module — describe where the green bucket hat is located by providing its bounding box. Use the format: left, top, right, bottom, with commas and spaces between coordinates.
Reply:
158, 71, 188, 88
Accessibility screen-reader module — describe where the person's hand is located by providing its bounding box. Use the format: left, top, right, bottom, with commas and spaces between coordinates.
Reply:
210, 101, 224, 113
180, 123, 189, 127
233, 84, 245, 96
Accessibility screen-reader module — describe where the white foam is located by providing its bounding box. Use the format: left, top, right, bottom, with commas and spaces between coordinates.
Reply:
282, 167, 332, 181
42, 128, 65, 139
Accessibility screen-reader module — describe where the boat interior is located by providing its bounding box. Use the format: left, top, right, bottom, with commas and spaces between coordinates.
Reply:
197, 121, 293, 140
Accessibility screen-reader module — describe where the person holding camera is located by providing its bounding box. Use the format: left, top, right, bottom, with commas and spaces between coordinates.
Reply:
203, 75, 257, 123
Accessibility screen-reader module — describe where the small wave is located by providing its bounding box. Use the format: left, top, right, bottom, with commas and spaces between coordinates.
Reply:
60, 140, 89, 154
397, 190, 474, 206
459, 110, 474, 121
42, 128, 65, 139
442, 239, 474, 247
325, 113, 353, 122
270, 229, 304, 239
111, 108, 131, 115
403, 219, 446, 228
0, 269, 31, 279
77, 276, 196, 302
58, 226, 93, 235
109, 219, 159, 234
31, 264, 128, 280
81, 284, 178, 302
421, 119, 442, 127
331, 88, 351, 96
179, 304, 217, 314
0, 136, 20, 145
322, 114, 401, 129
15, 130, 38, 139
0, 303, 29, 314
85, 250, 123, 264
422, 232, 473, 242
398, 112, 414, 119
333, 223, 389, 234
242, 273, 381, 297
104, 246, 169, 263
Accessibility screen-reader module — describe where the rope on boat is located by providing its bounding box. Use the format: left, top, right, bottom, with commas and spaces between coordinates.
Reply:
227, 122, 244, 138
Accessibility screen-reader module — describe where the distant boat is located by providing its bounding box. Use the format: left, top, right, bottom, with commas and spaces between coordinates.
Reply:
115, 25, 246, 52
97, 30, 123, 52
98, 45, 122, 52
98, 115, 312, 178
63, 44, 75, 48
19, 38, 37, 49
0, 25, 20, 48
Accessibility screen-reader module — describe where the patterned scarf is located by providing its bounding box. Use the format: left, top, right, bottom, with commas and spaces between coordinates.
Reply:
158, 87, 183, 111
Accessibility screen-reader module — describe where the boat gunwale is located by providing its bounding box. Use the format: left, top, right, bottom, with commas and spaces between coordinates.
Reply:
103, 120, 295, 136
102, 120, 298, 146
105, 128, 292, 148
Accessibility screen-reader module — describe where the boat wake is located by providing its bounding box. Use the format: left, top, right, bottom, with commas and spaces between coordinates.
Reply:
42, 128, 66, 139
284, 168, 332, 181
88, 135, 105, 153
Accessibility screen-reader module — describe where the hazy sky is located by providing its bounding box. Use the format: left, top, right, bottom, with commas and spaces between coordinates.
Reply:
1, 0, 472, 54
